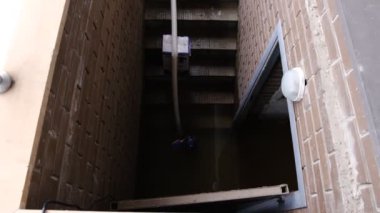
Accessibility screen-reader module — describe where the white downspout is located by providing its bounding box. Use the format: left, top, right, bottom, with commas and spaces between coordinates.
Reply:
171, 0, 183, 136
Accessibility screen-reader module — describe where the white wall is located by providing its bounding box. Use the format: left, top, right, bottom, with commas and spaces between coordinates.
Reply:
0, 0, 68, 211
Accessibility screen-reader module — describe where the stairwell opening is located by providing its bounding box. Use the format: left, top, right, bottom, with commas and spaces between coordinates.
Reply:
21, 0, 306, 212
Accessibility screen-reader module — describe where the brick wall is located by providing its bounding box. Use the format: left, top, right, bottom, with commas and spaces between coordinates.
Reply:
24, 0, 144, 209
238, 0, 380, 212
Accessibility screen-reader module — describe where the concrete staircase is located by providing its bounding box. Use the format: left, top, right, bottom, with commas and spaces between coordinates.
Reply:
136, 0, 239, 198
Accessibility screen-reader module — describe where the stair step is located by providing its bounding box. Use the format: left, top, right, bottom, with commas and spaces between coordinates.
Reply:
143, 90, 235, 105
143, 118, 233, 130
145, 2, 238, 22
145, 75, 235, 86
142, 110, 233, 130
146, 20, 237, 38
143, 103, 234, 112
142, 105, 234, 119
146, 0, 238, 3
145, 36, 236, 51
144, 75, 234, 92
145, 65, 235, 77
145, 49, 236, 67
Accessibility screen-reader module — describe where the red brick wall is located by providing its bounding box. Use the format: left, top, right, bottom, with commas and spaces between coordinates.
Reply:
238, 0, 380, 212
24, 0, 144, 209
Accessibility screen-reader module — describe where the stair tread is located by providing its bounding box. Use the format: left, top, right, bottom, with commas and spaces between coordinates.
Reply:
145, 3, 238, 21
145, 76, 235, 87
145, 65, 235, 77
146, 0, 237, 2
145, 20, 237, 38
142, 105, 234, 116
144, 90, 235, 105
145, 49, 236, 67
143, 103, 234, 111
144, 76, 234, 92
145, 36, 237, 51
145, 1, 238, 9
142, 113, 233, 130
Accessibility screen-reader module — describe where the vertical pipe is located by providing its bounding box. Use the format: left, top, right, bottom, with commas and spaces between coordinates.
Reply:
171, 0, 183, 136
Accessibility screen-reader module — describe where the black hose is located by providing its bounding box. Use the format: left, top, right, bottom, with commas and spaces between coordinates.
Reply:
41, 200, 82, 213
41, 195, 115, 213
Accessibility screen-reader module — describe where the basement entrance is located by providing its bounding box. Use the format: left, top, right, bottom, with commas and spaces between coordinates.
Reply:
22, 0, 305, 211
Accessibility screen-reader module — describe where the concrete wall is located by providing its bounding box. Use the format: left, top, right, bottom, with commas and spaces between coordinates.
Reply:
23, 0, 144, 209
338, 0, 380, 167
238, 0, 380, 212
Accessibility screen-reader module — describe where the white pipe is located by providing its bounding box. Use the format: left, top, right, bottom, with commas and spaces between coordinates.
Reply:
171, 0, 183, 136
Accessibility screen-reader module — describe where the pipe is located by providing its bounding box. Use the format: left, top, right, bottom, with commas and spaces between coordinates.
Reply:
171, 0, 183, 136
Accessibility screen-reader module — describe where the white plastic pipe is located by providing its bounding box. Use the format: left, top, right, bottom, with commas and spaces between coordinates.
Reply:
171, 0, 183, 136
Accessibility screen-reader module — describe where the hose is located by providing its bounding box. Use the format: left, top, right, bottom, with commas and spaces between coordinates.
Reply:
171, 0, 183, 136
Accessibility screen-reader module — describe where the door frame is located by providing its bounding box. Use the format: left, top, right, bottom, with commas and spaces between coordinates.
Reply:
234, 22, 307, 212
